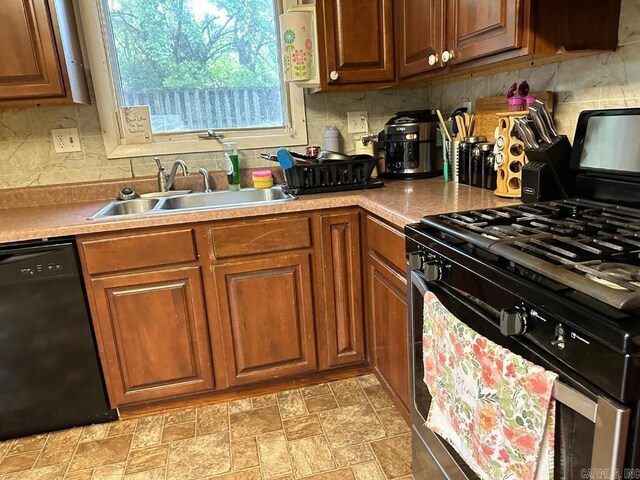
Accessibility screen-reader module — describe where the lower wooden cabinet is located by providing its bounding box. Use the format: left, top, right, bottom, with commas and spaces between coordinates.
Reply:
89, 267, 215, 406
316, 211, 365, 368
365, 215, 410, 414
212, 253, 318, 385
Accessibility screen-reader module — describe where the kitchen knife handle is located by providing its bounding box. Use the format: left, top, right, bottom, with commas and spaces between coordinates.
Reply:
534, 98, 560, 138
529, 106, 553, 145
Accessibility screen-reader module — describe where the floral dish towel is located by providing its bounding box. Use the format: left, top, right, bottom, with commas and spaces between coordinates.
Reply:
422, 291, 557, 480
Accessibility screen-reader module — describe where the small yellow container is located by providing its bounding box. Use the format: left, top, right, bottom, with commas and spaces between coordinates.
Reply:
252, 170, 273, 189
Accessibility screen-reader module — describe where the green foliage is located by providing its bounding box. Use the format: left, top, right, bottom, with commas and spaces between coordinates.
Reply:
108, 0, 281, 91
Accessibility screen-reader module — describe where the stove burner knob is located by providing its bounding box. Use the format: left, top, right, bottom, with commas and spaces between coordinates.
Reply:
499, 308, 528, 337
424, 261, 444, 282
552, 325, 566, 350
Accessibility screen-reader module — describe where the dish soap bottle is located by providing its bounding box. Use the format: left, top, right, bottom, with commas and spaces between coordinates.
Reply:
224, 142, 240, 191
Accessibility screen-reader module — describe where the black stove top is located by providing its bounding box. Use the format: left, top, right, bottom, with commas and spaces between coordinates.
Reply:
421, 198, 640, 311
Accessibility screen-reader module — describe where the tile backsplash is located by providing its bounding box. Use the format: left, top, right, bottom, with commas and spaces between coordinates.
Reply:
0, 0, 639, 190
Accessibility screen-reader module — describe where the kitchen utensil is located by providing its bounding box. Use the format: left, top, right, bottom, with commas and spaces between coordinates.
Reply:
534, 98, 560, 138
515, 117, 539, 149
276, 147, 295, 169
436, 110, 452, 142
317, 150, 351, 162
528, 105, 554, 145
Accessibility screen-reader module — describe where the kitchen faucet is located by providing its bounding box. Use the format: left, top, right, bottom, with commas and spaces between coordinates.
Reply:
198, 168, 213, 192
154, 157, 189, 192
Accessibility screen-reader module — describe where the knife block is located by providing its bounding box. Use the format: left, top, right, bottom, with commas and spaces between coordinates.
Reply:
494, 112, 528, 198
521, 136, 575, 203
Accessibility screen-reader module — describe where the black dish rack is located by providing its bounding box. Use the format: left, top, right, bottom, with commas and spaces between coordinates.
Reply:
283, 155, 381, 195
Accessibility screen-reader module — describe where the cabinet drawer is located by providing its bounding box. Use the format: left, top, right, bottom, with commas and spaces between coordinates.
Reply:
81, 229, 197, 275
366, 215, 406, 273
209, 216, 312, 259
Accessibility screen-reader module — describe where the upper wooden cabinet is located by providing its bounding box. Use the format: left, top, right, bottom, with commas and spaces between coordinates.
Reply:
317, 0, 620, 87
317, 0, 395, 88
395, 0, 442, 79
0, 0, 88, 107
445, 0, 522, 65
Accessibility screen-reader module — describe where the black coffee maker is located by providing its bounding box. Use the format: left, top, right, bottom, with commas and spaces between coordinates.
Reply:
377, 109, 443, 179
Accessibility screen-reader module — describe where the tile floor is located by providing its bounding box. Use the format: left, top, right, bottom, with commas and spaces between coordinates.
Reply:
0, 375, 414, 480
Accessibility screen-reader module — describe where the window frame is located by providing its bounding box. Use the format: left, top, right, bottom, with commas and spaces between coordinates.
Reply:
77, 0, 308, 159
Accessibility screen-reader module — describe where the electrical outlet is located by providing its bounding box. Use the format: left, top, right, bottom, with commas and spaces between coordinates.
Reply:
347, 111, 369, 134
51, 128, 82, 153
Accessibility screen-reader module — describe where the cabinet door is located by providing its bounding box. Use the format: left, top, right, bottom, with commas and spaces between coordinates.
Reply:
213, 254, 317, 385
317, 212, 365, 368
91, 267, 214, 406
395, 0, 443, 79
0, 0, 65, 100
367, 253, 410, 410
445, 0, 522, 64
321, 0, 395, 85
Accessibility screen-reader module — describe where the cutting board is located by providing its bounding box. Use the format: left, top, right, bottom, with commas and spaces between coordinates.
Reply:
474, 92, 554, 142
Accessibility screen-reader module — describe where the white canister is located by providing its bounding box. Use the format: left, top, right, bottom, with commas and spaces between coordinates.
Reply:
279, 12, 314, 82
324, 126, 341, 152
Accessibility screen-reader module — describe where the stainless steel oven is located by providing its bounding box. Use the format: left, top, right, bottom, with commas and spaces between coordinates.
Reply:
406, 236, 633, 480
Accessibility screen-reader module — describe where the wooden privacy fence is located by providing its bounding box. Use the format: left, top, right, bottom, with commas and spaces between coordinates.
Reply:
123, 87, 284, 132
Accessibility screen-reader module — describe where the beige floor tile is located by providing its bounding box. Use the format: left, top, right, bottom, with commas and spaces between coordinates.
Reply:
108, 420, 138, 438
166, 432, 231, 480
370, 434, 412, 479
6, 435, 48, 456
303, 468, 356, 480
332, 444, 375, 468
300, 384, 331, 398
0, 452, 39, 475
0, 463, 68, 479
197, 404, 228, 436
288, 435, 335, 478
79, 423, 110, 443
376, 408, 410, 436
208, 468, 261, 480
319, 404, 386, 449
131, 416, 163, 450
231, 437, 259, 470
230, 406, 282, 439
164, 409, 196, 426
352, 460, 386, 480
64, 471, 94, 480
123, 468, 166, 480
363, 386, 394, 411
68, 435, 132, 472
251, 394, 277, 409
355, 375, 380, 389
228, 399, 253, 414
92, 461, 125, 480
35, 429, 82, 468
330, 379, 367, 407
125, 445, 168, 474
160, 423, 195, 444
282, 415, 323, 441
276, 390, 308, 419
256, 431, 292, 479
305, 394, 338, 414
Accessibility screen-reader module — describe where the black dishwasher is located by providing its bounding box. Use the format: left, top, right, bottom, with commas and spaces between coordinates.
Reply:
0, 238, 117, 440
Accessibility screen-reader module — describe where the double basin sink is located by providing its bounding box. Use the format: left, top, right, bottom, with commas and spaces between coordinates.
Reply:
89, 186, 296, 220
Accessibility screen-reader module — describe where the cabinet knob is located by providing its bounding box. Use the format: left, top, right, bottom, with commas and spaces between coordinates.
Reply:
329, 71, 340, 81
427, 53, 439, 66
441, 50, 454, 63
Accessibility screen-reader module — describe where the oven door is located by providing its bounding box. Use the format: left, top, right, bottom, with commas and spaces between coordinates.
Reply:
408, 264, 631, 480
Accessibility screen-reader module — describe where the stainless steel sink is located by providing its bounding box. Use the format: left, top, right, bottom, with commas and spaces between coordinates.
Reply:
90, 198, 160, 218
89, 187, 296, 220
160, 188, 292, 211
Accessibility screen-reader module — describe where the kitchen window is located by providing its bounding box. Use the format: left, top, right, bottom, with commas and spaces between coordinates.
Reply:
79, 0, 307, 159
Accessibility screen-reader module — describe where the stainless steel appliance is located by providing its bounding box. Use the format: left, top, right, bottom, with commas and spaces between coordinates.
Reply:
377, 110, 443, 179
406, 108, 640, 479
0, 239, 117, 440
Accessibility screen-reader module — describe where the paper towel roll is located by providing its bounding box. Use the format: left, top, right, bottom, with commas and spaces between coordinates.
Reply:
279, 11, 314, 82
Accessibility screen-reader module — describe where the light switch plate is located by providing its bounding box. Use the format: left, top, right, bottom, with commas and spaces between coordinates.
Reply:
51, 128, 82, 153
347, 111, 369, 134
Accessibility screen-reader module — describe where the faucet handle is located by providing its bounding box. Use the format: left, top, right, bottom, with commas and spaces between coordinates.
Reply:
154, 157, 164, 171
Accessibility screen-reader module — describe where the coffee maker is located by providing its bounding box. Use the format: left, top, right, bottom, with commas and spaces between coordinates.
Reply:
377, 109, 443, 179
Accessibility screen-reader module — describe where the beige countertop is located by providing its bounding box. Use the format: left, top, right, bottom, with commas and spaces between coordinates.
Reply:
0, 179, 520, 244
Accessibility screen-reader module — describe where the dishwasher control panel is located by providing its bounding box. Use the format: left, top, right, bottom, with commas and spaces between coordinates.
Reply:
1, 243, 76, 284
